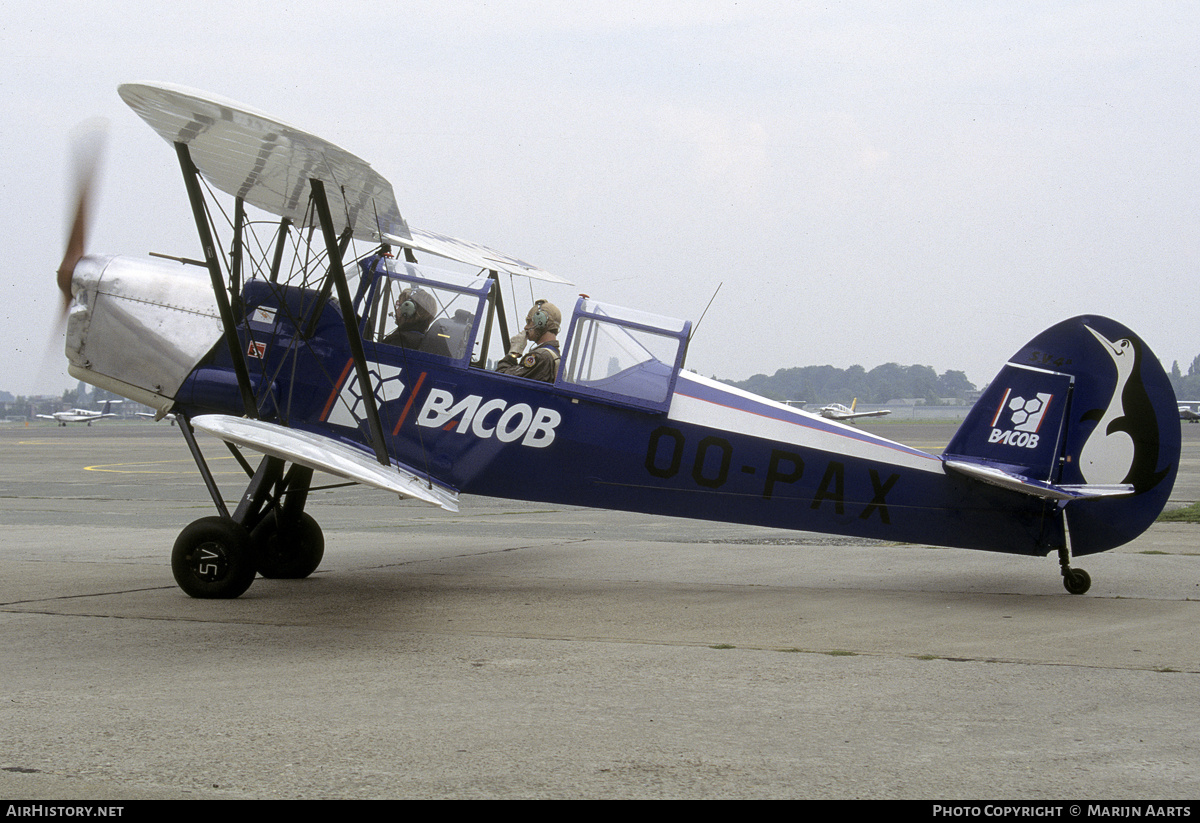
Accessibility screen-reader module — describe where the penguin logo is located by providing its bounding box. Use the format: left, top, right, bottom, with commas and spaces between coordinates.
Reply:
1078, 325, 1167, 492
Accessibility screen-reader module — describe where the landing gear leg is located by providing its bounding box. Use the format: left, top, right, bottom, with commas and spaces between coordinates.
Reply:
174, 417, 325, 598
1055, 510, 1091, 595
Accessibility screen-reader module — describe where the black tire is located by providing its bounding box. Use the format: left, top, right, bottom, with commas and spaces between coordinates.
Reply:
171, 517, 257, 599
251, 511, 325, 579
1063, 568, 1091, 595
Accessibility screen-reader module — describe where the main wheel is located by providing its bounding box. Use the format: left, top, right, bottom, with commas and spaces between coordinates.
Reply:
251, 511, 325, 579
1063, 568, 1091, 595
171, 517, 257, 598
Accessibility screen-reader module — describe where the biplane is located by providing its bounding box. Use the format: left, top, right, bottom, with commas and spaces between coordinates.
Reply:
56, 83, 1179, 598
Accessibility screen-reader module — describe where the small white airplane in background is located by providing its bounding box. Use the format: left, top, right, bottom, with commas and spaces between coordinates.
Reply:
818, 398, 891, 422
38, 399, 122, 426
1179, 403, 1200, 423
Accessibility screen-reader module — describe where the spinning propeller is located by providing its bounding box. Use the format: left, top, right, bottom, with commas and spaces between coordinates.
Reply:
40, 119, 107, 383
56, 118, 107, 318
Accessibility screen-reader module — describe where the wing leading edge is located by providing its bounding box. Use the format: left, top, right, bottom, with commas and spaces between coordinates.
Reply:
190, 414, 459, 511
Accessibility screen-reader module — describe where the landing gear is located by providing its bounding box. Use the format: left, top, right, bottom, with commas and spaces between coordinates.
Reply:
1051, 503, 1092, 595
1062, 567, 1092, 595
172, 516, 257, 598
252, 511, 324, 579
174, 417, 324, 598
1057, 542, 1091, 595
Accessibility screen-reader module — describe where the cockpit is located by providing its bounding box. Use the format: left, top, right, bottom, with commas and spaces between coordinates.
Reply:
355, 254, 692, 413
357, 255, 494, 364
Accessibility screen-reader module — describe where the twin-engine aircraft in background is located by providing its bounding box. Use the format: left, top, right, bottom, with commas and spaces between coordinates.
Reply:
37, 399, 122, 426
818, 398, 892, 422
55, 83, 1180, 599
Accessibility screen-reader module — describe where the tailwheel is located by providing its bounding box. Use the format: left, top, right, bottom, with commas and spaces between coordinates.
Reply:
172, 516, 258, 598
1062, 567, 1091, 596
1056, 523, 1092, 596
251, 510, 324, 579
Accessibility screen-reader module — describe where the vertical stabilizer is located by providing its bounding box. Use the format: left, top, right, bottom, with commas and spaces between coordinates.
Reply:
945, 364, 1074, 483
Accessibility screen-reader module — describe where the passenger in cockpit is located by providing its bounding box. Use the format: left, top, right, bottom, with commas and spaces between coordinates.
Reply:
496, 299, 561, 382
381, 287, 437, 349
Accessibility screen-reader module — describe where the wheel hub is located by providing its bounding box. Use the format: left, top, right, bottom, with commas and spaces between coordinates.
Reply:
190, 539, 232, 581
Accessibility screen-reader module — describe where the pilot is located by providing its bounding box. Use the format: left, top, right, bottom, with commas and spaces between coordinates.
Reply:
381, 287, 437, 349
496, 299, 561, 382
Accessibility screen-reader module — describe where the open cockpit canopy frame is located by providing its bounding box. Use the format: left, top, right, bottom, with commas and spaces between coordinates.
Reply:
355, 256, 497, 368
558, 298, 691, 413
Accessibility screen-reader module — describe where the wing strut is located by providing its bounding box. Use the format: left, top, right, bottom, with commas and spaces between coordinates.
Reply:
268, 217, 291, 283
230, 196, 245, 314
478, 270, 510, 369
175, 142, 259, 419
309, 177, 391, 468
177, 414, 231, 520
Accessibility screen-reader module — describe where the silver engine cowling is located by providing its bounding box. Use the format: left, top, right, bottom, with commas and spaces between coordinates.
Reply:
66, 254, 223, 415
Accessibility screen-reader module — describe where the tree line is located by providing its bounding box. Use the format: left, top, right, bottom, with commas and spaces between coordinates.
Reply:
726, 352, 1200, 408
724, 363, 977, 405
1168, 356, 1200, 402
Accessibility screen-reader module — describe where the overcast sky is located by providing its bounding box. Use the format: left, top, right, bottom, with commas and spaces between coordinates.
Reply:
2, 1, 1197, 397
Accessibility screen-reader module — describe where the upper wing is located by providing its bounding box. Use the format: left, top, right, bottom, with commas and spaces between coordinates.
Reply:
120, 83, 407, 243
119, 82, 569, 284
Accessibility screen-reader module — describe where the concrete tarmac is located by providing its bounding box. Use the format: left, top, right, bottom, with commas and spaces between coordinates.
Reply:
0, 421, 1197, 799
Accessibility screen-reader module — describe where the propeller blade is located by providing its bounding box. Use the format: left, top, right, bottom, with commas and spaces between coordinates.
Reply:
57, 118, 108, 316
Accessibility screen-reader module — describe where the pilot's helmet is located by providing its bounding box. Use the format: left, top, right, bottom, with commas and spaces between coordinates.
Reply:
527, 299, 561, 337
396, 287, 437, 329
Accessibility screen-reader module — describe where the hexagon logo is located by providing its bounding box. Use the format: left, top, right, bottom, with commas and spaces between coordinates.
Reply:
1008, 392, 1052, 433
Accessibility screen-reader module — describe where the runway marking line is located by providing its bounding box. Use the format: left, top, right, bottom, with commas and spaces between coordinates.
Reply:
84, 456, 240, 475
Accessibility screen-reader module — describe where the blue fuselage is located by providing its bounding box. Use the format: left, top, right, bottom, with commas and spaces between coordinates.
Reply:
176, 281, 1066, 559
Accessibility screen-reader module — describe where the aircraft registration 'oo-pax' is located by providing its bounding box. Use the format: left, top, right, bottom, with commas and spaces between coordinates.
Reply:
54, 83, 1180, 598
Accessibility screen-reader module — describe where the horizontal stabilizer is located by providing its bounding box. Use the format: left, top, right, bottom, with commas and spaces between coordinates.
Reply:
190, 414, 459, 511
943, 458, 1133, 501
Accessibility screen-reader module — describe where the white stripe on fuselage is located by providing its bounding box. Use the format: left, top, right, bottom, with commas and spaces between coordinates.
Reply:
668, 373, 943, 473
